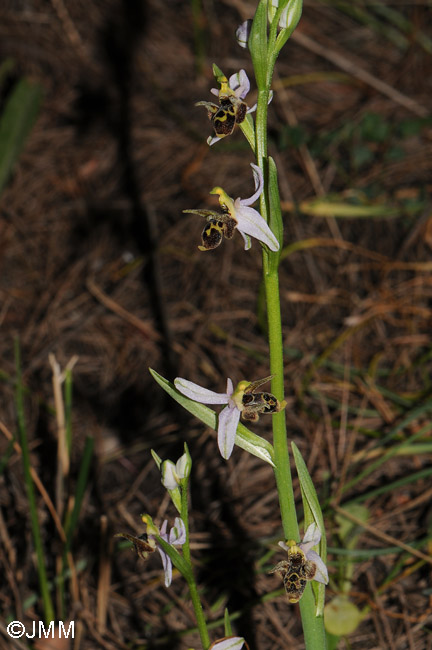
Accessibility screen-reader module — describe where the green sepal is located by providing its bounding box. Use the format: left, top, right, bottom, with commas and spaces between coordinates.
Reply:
150, 449, 162, 469
150, 369, 275, 466
291, 441, 327, 616
248, 0, 269, 91
212, 62, 225, 82
168, 485, 182, 514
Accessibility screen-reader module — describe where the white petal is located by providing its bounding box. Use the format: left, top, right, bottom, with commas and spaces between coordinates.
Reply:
228, 69, 250, 99
175, 378, 229, 404
161, 460, 178, 490
238, 229, 252, 250
300, 523, 321, 553
157, 546, 173, 587
208, 135, 222, 146
210, 637, 245, 650
240, 163, 263, 206
307, 550, 329, 584
175, 453, 189, 479
235, 205, 279, 252
226, 377, 234, 396
217, 405, 241, 459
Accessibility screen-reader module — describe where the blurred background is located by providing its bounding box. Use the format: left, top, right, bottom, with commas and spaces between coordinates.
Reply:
0, 0, 431, 648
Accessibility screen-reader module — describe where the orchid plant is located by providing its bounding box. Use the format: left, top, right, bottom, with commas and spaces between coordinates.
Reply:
117, 1, 329, 648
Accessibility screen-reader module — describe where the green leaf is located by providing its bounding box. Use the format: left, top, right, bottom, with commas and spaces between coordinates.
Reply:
268, 156, 283, 271
0, 78, 43, 196
150, 369, 275, 466
291, 441, 327, 616
239, 113, 256, 153
249, 0, 268, 90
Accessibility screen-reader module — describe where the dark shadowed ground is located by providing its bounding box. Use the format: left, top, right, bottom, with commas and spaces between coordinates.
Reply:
1, 0, 432, 648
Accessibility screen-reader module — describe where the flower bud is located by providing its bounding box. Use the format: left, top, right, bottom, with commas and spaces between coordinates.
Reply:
161, 460, 179, 490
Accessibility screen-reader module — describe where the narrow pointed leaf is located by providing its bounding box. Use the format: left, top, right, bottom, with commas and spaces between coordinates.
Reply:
268, 156, 283, 270
0, 78, 42, 196
248, 0, 268, 90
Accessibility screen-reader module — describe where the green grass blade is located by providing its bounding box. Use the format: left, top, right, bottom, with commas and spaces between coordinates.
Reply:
64, 436, 94, 552
14, 339, 55, 623
0, 78, 43, 195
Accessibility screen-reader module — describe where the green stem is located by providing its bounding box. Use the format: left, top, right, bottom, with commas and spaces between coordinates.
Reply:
263, 270, 299, 539
254, 55, 327, 650
181, 482, 210, 649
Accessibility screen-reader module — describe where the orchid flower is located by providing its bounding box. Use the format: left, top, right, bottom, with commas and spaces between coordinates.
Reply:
270, 523, 328, 603
174, 373, 285, 459
197, 69, 272, 146
157, 517, 187, 587
115, 516, 186, 588
279, 522, 328, 585
183, 163, 279, 252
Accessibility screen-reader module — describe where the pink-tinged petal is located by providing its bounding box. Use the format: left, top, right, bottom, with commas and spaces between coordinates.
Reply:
175, 378, 229, 405
226, 378, 234, 396
169, 517, 186, 546
217, 405, 241, 459
160, 520, 168, 536
210, 87, 219, 97
228, 70, 250, 99
235, 205, 279, 252
240, 164, 263, 206
300, 523, 321, 552
235, 20, 251, 49
157, 546, 173, 587
306, 550, 329, 584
